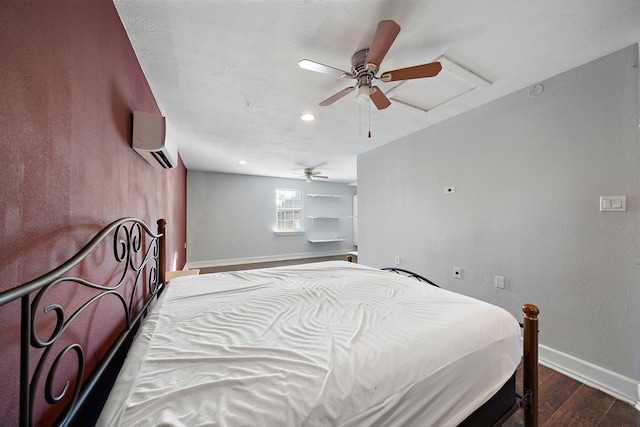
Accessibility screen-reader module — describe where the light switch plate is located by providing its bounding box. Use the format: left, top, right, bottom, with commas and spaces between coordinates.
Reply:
600, 195, 626, 212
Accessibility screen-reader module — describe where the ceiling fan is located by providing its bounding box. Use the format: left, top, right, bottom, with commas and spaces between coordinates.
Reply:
303, 168, 328, 182
298, 20, 442, 110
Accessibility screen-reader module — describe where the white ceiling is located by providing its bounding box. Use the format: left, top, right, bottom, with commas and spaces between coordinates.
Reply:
114, 0, 640, 184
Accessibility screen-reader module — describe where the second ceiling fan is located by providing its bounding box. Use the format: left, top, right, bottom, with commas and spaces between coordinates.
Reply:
303, 167, 328, 182
299, 20, 442, 110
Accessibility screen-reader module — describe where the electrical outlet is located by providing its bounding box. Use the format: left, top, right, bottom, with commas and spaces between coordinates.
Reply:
495, 276, 505, 289
452, 267, 462, 279
599, 195, 626, 212
394, 256, 401, 265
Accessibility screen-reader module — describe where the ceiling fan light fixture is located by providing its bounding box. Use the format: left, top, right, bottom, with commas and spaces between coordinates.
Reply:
356, 85, 371, 103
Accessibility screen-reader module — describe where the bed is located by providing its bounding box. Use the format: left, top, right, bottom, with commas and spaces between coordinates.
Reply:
0, 217, 539, 426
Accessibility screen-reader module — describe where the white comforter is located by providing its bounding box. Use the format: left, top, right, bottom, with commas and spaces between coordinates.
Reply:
98, 261, 520, 426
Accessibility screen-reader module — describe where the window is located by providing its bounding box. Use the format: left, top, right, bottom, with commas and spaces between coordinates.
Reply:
275, 189, 303, 232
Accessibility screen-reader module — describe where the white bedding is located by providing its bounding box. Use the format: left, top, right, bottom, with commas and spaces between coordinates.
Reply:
98, 261, 521, 427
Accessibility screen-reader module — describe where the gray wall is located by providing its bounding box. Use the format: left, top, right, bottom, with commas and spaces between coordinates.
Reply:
187, 171, 356, 264
358, 45, 639, 397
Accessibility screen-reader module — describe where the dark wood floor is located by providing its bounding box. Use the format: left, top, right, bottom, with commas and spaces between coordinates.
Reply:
199, 257, 639, 426
198, 254, 349, 274
504, 362, 639, 426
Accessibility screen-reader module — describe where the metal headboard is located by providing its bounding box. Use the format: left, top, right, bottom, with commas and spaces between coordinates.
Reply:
0, 217, 167, 427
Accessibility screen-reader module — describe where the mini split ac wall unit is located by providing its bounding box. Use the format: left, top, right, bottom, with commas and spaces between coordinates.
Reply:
131, 111, 178, 169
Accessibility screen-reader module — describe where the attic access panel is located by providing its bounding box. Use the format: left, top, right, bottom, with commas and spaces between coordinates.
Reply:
385, 56, 491, 113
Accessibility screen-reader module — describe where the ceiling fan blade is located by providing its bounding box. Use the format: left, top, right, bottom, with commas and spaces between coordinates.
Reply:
314, 175, 328, 179
319, 86, 356, 106
379, 61, 442, 82
370, 86, 391, 110
365, 20, 401, 67
298, 59, 353, 78
300, 162, 327, 170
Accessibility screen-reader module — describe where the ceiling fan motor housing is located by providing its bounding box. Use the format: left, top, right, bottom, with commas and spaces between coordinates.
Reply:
352, 48, 377, 92
351, 49, 369, 74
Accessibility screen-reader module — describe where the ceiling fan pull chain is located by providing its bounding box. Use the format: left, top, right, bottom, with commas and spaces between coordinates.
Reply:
368, 100, 372, 138
359, 102, 362, 136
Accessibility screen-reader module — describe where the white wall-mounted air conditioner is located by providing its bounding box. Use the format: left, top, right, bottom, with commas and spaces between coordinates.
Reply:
131, 111, 178, 169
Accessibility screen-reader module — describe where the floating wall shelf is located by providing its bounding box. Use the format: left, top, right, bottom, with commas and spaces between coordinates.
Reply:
307, 193, 344, 198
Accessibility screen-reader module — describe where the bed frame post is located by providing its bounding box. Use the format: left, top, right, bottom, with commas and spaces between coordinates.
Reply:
157, 219, 167, 286
522, 303, 539, 427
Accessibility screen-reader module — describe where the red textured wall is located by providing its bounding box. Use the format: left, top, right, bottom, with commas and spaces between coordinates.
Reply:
0, 1, 187, 425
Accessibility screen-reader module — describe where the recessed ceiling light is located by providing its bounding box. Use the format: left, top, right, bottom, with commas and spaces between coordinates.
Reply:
238, 160, 247, 165
300, 113, 315, 121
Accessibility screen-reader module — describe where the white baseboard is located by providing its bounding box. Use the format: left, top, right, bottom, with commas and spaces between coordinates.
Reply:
538, 343, 639, 408
185, 250, 352, 270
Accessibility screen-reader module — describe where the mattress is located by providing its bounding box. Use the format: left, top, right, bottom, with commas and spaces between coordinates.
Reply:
97, 261, 521, 427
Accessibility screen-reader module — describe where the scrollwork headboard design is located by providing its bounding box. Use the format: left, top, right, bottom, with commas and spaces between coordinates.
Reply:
0, 217, 167, 427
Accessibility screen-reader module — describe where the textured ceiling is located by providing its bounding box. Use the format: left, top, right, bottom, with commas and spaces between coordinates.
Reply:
114, 0, 640, 183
